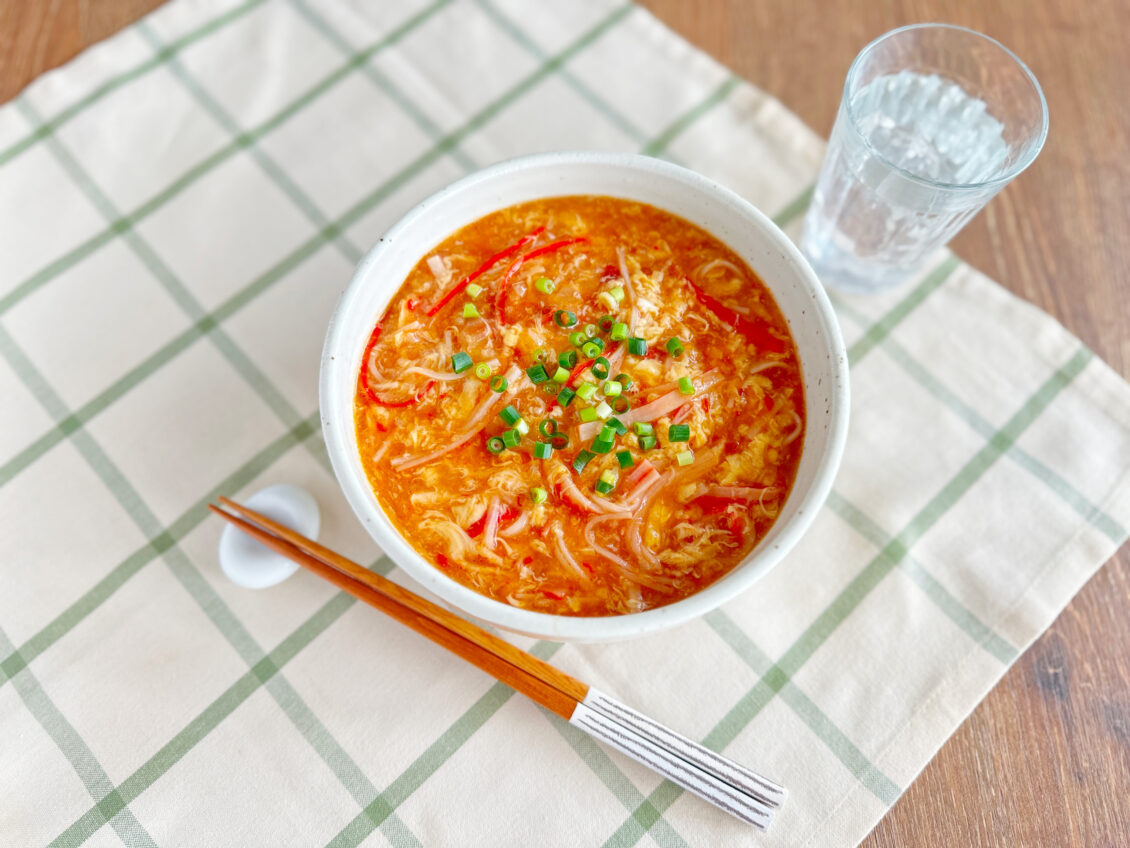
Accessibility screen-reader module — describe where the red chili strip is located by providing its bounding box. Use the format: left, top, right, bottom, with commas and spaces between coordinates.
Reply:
541, 589, 565, 601
686, 278, 786, 353
466, 505, 517, 538
358, 324, 435, 407
495, 236, 588, 324
426, 226, 546, 317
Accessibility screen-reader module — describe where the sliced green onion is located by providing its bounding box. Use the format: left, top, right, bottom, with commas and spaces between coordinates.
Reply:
596, 291, 617, 311
610, 286, 625, 302
541, 382, 560, 395
502, 429, 522, 448
499, 405, 520, 426
616, 450, 635, 469
526, 364, 549, 384
611, 396, 631, 414
581, 341, 601, 360
550, 433, 570, 450
610, 322, 629, 341
591, 357, 610, 380
601, 379, 622, 398
534, 276, 556, 295
676, 449, 695, 466
583, 323, 598, 339
591, 436, 614, 455
557, 387, 576, 408
552, 365, 569, 384
530, 486, 548, 504
639, 434, 658, 451
462, 303, 480, 319
558, 350, 578, 370
539, 419, 558, 438
594, 468, 618, 494
589, 336, 605, 352
594, 401, 613, 419
554, 309, 578, 328
473, 362, 492, 380
598, 423, 618, 442
451, 352, 473, 373
597, 315, 616, 333
633, 422, 654, 436
490, 375, 508, 393
532, 442, 552, 460
486, 436, 506, 455
569, 330, 587, 347
668, 424, 690, 442
607, 417, 628, 435
573, 449, 596, 473
613, 373, 633, 391
666, 337, 685, 357
465, 283, 483, 299
678, 377, 695, 396
579, 407, 599, 423
514, 418, 530, 436
627, 336, 648, 356
533, 347, 552, 363
576, 382, 598, 401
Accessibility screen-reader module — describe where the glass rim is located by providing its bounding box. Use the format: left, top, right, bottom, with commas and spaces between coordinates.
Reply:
842, 23, 1049, 192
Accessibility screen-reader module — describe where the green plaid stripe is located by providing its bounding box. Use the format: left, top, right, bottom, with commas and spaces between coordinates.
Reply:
473, 0, 650, 146
287, 0, 479, 172
3, 2, 1125, 845
0, 626, 157, 847
5, 9, 657, 847
604, 346, 1092, 847
833, 292, 1125, 543
0, 0, 267, 168
642, 75, 739, 156
1, 298, 419, 843
8, 17, 764, 840
0, 0, 454, 318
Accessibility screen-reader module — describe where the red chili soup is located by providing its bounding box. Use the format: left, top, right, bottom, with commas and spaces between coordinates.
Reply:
355, 196, 803, 616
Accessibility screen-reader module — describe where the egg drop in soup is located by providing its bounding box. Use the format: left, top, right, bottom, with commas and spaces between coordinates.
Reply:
354, 196, 803, 616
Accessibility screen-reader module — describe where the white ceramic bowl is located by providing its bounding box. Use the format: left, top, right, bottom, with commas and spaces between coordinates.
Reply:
320, 152, 849, 641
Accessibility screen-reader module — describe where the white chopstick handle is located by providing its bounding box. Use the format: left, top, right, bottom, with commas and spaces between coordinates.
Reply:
583, 687, 787, 809
569, 701, 775, 830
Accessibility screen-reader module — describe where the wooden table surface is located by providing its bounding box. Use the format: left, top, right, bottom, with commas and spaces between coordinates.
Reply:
3, 1, 1128, 845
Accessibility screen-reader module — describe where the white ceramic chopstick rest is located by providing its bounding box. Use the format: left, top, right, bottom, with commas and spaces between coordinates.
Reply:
219, 484, 320, 588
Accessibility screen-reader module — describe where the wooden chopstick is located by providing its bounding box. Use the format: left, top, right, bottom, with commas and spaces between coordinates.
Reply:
210, 498, 787, 826
208, 503, 577, 719
215, 496, 588, 703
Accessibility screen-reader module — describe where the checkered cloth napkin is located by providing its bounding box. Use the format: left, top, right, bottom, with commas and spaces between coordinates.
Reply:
3, 1, 1129, 845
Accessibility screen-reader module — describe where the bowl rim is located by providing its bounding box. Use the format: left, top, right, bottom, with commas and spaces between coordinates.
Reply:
320, 151, 849, 641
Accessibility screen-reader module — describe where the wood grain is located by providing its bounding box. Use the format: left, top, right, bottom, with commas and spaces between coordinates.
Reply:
3, 1, 1129, 845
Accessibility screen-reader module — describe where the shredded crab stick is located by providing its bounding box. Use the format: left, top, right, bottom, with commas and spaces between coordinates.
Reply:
482, 496, 503, 550
578, 371, 725, 441
390, 365, 523, 471
360, 325, 436, 407
426, 226, 545, 317
685, 277, 786, 354
495, 236, 589, 323
545, 458, 630, 516
354, 195, 804, 616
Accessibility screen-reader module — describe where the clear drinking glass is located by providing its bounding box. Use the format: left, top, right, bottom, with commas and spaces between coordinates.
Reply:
800, 24, 1048, 293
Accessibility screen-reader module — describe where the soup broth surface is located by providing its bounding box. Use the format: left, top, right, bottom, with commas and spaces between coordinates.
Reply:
355, 196, 803, 616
